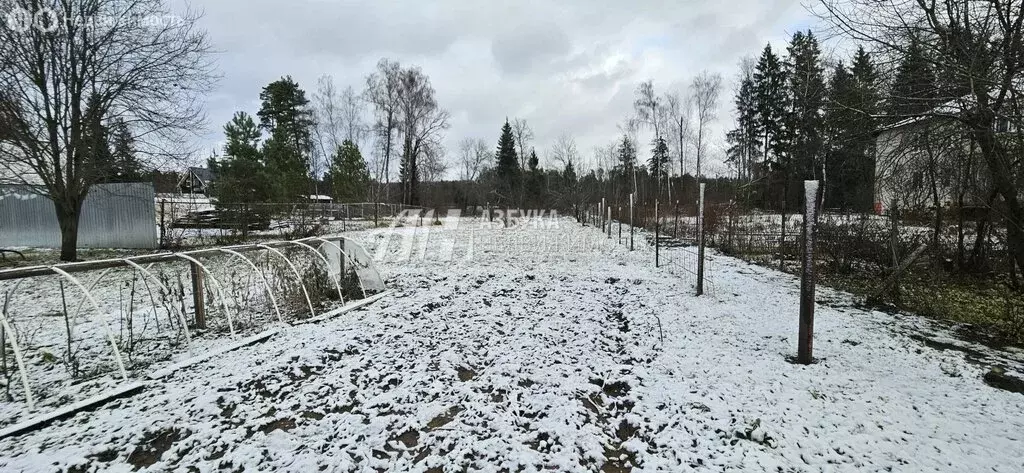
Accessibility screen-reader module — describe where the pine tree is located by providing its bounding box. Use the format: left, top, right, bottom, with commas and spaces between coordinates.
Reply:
786, 30, 826, 182
223, 112, 262, 162
258, 76, 315, 199
329, 140, 370, 202
210, 111, 275, 205
494, 120, 520, 205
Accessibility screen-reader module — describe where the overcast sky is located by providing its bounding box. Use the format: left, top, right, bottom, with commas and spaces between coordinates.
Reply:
175, 0, 816, 177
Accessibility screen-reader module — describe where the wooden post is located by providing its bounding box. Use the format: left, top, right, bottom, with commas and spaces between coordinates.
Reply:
655, 200, 660, 267
189, 262, 206, 329
601, 198, 606, 233
629, 193, 635, 251
697, 184, 706, 296
797, 180, 820, 365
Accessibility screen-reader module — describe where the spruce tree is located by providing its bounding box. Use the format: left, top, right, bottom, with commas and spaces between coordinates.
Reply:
849, 46, 879, 210
649, 136, 670, 182
617, 135, 638, 196
109, 119, 142, 182
824, 62, 858, 208
494, 120, 520, 205
82, 94, 115, 183
887, 39, 937, 120
726, 74, 761, 181
753, 44, 788, 166
526, 149, 544, 207
786, 30, 826, 182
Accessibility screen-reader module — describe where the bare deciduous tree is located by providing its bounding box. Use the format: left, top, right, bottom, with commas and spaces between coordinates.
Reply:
690, 70, 723, 181
550, 134, 580, 170
313, 75, 342, 180
419, 143, 448, 184
393, 65, 450, 205
634, 80, 663, 141
340, 86, 366, 146
511, 118, 533, 171
458, 137, 489, 181
364, 59, 402, 202
664, 92, 693, 177
0, 0, 215, 261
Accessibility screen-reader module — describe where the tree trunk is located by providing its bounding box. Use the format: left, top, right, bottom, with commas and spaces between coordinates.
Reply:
55, 196, 85, 262
973, 116, 1024, 278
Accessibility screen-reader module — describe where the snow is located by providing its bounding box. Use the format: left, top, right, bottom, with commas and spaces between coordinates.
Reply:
1, 216, 1023, 472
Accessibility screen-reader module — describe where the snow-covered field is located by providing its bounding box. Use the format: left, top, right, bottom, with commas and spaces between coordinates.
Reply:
1, 216, 1022, 472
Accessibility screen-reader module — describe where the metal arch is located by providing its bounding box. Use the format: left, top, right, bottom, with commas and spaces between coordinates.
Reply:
305, 237, 366, 298
256, 244, 316, 319
173, 253, 237, 336
334, 236, 385, 285
218, 249, 283, 323
48, 267, 128, 380
301, 237, 367, 299
275, 240, 345, 304
0, 297, 34, 409
120, 259, 192, 351
68, 268, 114, 332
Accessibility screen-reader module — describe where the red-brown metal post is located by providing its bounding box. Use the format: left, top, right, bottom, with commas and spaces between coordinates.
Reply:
189, 261, 206, 329
798, 180, 820, 364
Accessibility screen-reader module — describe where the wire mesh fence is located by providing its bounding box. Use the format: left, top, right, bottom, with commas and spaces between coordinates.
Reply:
156, 200, 414, 248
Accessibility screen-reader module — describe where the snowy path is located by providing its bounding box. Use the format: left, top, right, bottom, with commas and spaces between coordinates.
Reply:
1, 217, 1022, 472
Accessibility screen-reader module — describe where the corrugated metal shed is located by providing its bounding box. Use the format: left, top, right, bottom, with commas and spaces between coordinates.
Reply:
0, 182, 158, 249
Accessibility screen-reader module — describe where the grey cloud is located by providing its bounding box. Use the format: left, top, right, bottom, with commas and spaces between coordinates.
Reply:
491, 23, 572, 75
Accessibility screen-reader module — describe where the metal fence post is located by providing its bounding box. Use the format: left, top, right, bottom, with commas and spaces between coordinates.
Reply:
697, 183, 706, 296
601, 198, 606, 233
629, 193, 635, 251
618, 207, 622, 244
159, 199, 166, 248
189, 261, 206, 329
673, 200, 679, 238
655, 200, 660, 268
798, 180, 820, 364
607, 205, 612, 239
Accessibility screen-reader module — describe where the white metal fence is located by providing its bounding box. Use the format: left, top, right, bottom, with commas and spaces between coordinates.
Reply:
0, 183, 158, 249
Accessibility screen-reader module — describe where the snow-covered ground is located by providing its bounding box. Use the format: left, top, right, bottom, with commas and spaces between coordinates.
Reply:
1, 216, 1022, 472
